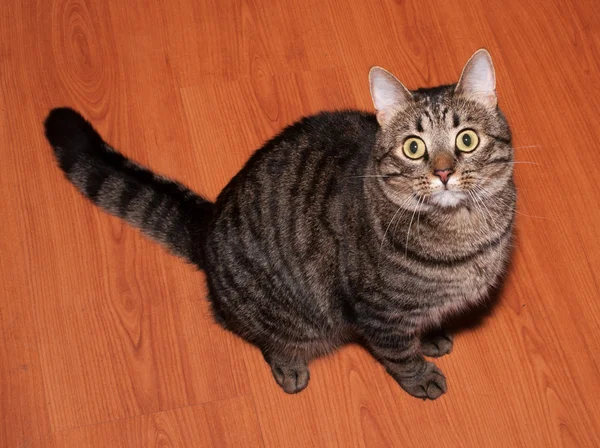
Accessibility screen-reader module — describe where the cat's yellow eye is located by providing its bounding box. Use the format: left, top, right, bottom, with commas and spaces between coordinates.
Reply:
456, 129, 479, 153
402, 137, 426, 160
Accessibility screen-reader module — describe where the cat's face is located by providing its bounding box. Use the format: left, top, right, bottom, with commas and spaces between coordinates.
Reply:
370, 50, 513, 211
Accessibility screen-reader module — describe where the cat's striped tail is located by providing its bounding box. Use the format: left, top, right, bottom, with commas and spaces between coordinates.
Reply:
44, 107, 213, 268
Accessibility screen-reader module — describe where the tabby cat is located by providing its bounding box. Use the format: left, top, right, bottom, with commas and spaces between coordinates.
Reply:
44, 49, 515, 400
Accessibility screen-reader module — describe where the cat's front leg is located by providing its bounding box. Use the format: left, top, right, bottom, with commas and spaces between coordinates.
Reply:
363, 330, 447, 400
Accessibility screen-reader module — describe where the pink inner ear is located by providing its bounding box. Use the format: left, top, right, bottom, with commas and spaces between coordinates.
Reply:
376, 110, 391, 126
456, 50, 496, 102
369, 67, 412, 124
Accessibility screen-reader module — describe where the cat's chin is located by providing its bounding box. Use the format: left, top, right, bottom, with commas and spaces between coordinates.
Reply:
428, 191, 467, 209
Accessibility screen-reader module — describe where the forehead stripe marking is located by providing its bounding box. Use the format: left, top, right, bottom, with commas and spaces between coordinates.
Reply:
452, 112, 460, 128
416, 117, 423, 132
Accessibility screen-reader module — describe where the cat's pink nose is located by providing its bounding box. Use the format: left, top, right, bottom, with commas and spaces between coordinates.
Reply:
434, 169, 453, 185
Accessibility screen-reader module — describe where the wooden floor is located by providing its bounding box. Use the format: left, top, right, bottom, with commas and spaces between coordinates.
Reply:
1, 0, 600, 446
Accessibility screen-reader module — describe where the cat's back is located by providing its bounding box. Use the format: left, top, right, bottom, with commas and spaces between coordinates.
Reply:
212, 110, 378, 228
222, 110, 377, 193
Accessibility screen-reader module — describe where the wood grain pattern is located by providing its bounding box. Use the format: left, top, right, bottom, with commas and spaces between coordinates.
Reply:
1, 0, 599, 446
41, 396, 263, 447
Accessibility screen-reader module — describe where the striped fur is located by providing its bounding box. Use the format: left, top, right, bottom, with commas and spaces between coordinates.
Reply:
44, 53, 516, 400
44, 108, 213, 267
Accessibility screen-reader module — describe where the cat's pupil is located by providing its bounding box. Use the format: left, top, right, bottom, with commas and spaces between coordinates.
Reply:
462, 134, 471, 146
410, 141, 418, 153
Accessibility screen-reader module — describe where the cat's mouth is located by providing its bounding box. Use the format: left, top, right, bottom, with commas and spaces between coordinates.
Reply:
428, 190, 468, 208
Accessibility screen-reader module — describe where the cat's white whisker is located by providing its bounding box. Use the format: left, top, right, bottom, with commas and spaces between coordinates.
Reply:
493, 161, 539, 165
347, 175, 392, 178
467, 190, 482, 218
513, 211, 554, 221
378, 193, 414, 266
416, 196, 425, 237
467, 190, 481, 215
477, 185, 552, 221
404, 196, 423, 258
392, 195, 419, 238
471, 186, 495, 224
511, 145, 541, 150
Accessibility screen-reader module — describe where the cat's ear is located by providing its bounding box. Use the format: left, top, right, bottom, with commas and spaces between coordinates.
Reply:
369, 67, 413, 126
455, 49, 497, 108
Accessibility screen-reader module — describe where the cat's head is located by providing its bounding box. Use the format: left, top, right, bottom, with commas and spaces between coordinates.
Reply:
369, 49, 513, 210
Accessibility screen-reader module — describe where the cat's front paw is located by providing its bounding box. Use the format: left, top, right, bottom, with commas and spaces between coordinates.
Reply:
393, 361, 447, 400
421, 330, 454, 358
269, 359, 310, 394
